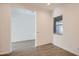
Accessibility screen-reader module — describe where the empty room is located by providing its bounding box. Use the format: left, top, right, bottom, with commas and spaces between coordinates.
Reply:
0, 3, 79, 56
11, 7, 36, 53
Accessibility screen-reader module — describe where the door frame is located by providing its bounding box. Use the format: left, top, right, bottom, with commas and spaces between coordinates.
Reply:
11, 7, 37, 51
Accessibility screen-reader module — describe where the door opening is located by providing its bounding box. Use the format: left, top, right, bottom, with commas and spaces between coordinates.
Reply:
11, 7, 36, 51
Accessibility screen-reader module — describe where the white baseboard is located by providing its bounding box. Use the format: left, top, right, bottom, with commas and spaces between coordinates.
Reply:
11, 39, 35, 43
53, 43, 78, 56
0, 51, 12, 55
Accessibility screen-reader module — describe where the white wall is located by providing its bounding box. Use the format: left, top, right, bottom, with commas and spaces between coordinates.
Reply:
0, 4, 12, 54
11, 8, 35, 42
53, 4, 79, 55
10, 4, 53, 46
36, 10, 53, 46
0, 4, 53, 55
53, 8, 62, 17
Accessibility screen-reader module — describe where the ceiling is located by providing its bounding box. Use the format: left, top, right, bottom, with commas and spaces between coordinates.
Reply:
28, 3, 79, 11
22, 3, 72, 11
17, 3, 65, 11
11, 3, 79, 11
25, 3, 63, 11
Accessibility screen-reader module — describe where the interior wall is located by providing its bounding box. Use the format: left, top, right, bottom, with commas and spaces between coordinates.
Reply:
53, 4, 79, 55
11, 8, 35, 42
0, 4, 12, 54
53, 7, 63, 48
0, 4, 53, 55
36, 10, 53, 46
10, 4, 53, 46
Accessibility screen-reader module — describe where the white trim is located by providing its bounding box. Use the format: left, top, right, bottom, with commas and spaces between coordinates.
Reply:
0, 51, 12, 55
53, 43, 78, 56
35, 11, 37, 47
11, 8, 37, 51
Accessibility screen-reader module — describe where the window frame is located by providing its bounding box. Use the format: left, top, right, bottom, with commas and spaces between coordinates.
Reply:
54, 15, 63, 35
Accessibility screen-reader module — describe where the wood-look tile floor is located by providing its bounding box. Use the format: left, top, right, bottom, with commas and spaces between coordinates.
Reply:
10, 40, 76, 56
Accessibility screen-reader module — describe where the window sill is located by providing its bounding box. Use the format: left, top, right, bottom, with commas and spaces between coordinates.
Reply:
54, 33, 63, 35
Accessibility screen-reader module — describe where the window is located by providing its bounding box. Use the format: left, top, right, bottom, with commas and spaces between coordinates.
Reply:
54, 15, 63, 34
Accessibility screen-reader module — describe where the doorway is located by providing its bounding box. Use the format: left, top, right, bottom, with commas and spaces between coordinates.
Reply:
11, 7, 36, 51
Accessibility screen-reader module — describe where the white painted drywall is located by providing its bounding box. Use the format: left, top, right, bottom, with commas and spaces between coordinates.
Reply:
0, 4, 12, 54
53, 8, 62, 17
36, 10, 53, 46
0, 4, 53, 55
53, 5, 79, 55
11, 8, 35, 42
10, 4, 53, 46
